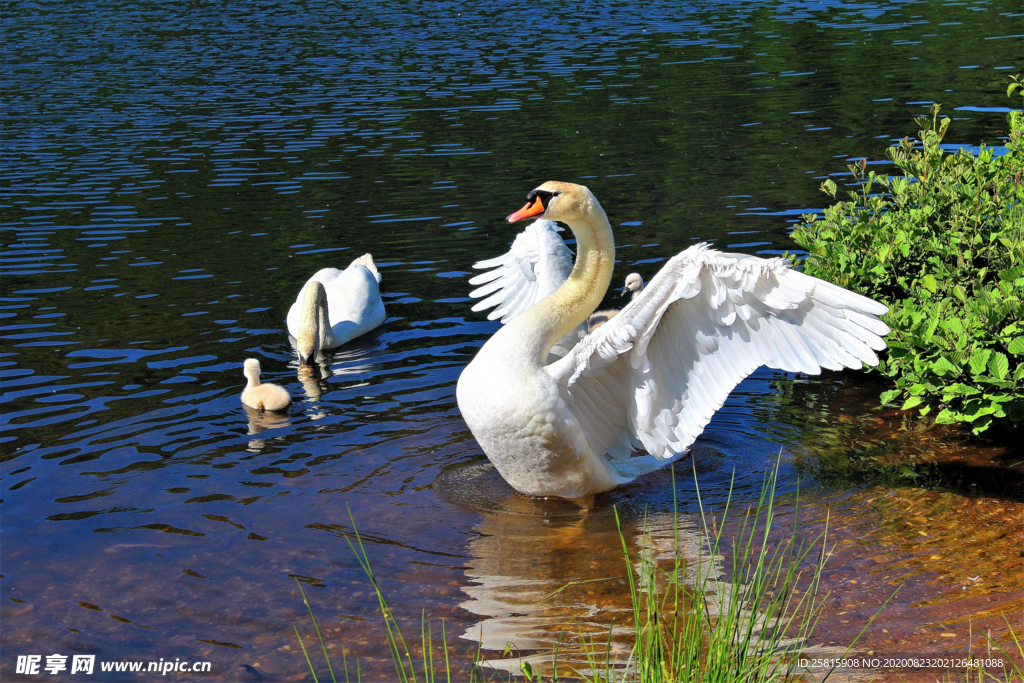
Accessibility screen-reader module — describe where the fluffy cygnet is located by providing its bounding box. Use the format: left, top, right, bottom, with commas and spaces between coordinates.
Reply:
240, 358, 291, 412
587, 272, 645, 332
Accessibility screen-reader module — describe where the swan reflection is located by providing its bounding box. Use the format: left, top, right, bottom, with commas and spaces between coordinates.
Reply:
296, 363, 332, 405
445, 463, 857, 679
457, 503, 698, 675
291, 335, 383, 409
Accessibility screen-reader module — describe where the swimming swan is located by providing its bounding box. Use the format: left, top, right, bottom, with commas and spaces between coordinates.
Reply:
286, 254, 386, 367
241, 358, 291, 411
587, 272, 645, 332
457, 181, 889, 498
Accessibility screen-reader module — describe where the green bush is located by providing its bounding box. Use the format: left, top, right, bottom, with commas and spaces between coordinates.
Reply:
791, 78, 1024, 434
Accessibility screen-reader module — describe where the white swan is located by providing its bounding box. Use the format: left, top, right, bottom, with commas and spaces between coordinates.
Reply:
457, 181, 889, 498
286, 254, 386, 367
241, 358, 291, 411
587, 272, 645, 332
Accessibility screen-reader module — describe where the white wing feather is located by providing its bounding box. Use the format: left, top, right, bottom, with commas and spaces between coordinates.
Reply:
469, 220, 574, 323
545, 244, 889, 463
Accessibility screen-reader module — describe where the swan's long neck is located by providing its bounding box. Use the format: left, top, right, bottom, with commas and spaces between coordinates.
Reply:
245, 371, 260, 389
513, 206, 615, 364
297, 281, 329, 361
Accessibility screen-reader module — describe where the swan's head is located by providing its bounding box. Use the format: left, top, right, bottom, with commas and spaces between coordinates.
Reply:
620, 272, 644, 297
506, 181, 598, 226
243, 358, 261, 381
295, 280, 327, 367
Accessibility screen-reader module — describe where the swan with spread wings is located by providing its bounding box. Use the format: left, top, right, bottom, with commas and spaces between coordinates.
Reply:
457, 182, 889, 498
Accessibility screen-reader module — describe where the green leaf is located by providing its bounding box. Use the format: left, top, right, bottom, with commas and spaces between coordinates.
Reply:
931, 356, 959, 376
998, 265, 1024, 282
971, 414, 994, 434
963, 402, 999, 422
969, 348, 992, 376
1008, 337, 1024, 356
944, 382, 980, 396
988, 352, 1009, 380
920, 274, 938, 293
901, 396, 923, 411
899, 466, 919, 479
975, 377, 1013, 389
934, 408, 959, 424
879, 389, 901, 404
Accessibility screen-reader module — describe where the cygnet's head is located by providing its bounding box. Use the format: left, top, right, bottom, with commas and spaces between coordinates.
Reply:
620, 272, 644, 297
243, 358, 261, 380
505, 181, 600, 226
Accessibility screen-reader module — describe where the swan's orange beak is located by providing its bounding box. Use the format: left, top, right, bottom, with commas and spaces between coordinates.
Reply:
506, 197, 545, 223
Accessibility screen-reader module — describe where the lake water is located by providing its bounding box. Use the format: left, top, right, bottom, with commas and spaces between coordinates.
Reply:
2, 1, 1022, 680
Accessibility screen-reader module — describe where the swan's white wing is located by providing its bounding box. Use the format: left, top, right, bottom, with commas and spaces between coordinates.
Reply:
468, 219, 573, 323
545, 243, 890, 462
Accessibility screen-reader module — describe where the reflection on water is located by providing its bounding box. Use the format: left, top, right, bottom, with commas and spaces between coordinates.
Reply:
3, 0, 1023, 679
448, 456, 1023, 680
243, 405, 290, 438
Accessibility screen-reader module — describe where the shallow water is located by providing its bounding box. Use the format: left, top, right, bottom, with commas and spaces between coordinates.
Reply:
2, 0, 1023, 680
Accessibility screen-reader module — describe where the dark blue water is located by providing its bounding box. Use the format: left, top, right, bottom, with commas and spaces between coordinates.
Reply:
3, 1, 1021, 680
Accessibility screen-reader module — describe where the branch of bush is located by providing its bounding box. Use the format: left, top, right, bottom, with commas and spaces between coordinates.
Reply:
790, 76, 1024, 434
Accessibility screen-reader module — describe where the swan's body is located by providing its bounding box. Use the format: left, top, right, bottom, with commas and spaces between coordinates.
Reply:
241, 358, 291, 411
286, 254, 386, 366
457, 182, 889, 498
587, 273, 645, 331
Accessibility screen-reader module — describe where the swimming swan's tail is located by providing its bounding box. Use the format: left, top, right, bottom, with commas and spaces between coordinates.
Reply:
350, 253, 381, 283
